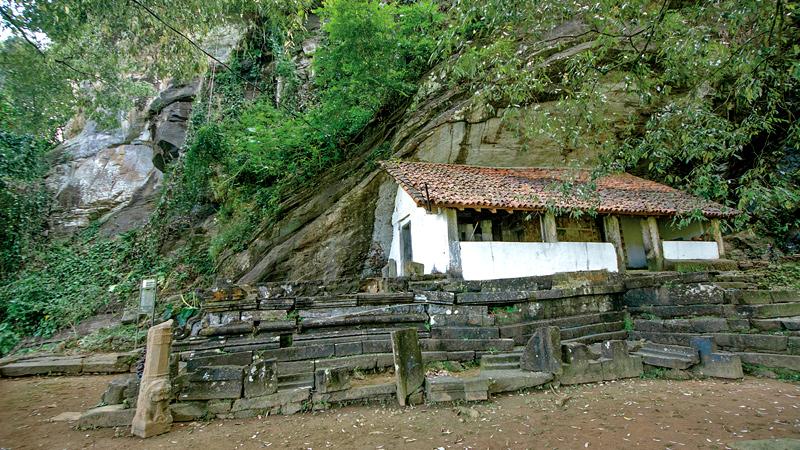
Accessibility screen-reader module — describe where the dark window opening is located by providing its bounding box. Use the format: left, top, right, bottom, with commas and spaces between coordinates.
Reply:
555, 215, 603, 242
455, 210, 542, 242
400, 222, 413, 263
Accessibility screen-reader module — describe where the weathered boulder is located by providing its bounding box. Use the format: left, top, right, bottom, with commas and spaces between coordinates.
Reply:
690, 336, 743, 379
560, 343, 604, 385
519, 326, 562, 374
314, 367, 351, 394
170, 402, 208, 422
599, 340, 642, 380
244, 359, 278, 398
78, 404, 136, 429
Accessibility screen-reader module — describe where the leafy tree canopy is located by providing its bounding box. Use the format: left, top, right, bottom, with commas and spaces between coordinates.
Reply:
0, 0, 311, 137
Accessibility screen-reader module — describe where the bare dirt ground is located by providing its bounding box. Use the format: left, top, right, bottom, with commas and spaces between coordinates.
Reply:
1, 375, 798, 449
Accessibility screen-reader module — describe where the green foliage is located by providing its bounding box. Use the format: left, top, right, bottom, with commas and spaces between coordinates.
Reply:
756, 261, 800, 291
0, 322, 18, 355
0, 128, 50, 276
441, 0, 800, 246
0, 40, 75, 138
743, 363, 800, 383
640, 366, 670, 380
0, 0, 273, 130
75, 323, 140, 353
623, 314, 634, 332
174, 0, 444, 260
0, 223, 213, 355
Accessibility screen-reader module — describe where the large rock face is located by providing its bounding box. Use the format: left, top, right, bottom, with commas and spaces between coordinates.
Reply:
226, 20, 647, 283
46, 82, 199, 235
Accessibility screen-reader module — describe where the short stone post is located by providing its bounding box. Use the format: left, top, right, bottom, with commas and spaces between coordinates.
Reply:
132, 319, 173, 438
391, 328, 425, 406
519, 326, 562, 375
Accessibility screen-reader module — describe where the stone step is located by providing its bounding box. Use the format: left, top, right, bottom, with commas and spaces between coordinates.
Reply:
730, 290, 800, 305
749, 316, 800, 332
712, 272, 755, 283
624, 284, 725, 307
631, 331, 799, 353
736, 302, 800, 319
628, 304, 731, 319
479, 352, 522, 367
560, 321, 625, 341
431, 327, 500, 340
634, 317, 731, 334
478, 370, 553, 394
480, 361, 520, 371
563, 330, 628, 345
737, 352, 800, 371
632, 343, 699, 370
711, 282, 757, 290
0, 352, 138, 377
498, 311, 625, 345
277, 373, 313, 391
421, 338, 515, 353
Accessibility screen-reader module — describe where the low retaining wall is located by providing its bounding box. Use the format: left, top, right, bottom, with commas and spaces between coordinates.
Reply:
459, 241, 619, 280
662, 241, 719, 260
166, 270, 627, 416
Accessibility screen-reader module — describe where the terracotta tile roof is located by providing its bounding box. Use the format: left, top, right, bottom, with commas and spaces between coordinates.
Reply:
381, 161, 739, 218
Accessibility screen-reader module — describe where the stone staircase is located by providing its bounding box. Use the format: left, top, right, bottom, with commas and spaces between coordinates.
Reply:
626, 271, 800, 372
479, 352, 522, 371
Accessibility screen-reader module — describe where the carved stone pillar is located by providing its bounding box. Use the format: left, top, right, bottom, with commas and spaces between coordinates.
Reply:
132, 319, 173, 438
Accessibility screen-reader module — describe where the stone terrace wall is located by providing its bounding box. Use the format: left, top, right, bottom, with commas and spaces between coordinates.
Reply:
169, 270, 628, 418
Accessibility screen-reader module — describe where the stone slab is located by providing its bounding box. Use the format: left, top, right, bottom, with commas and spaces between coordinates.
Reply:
170, 402, 208, 422
421, 338, 514, 352
480, 370, 553, 394
77, 404, 136, 429
244, 359, 278, 398
315, 367, 351, 393
693, 352, 744, 379
231, 387, 311, 413
312, 383, 396, 407
737, 352, 800, 371
186, 351, 253, 371
179, 379, 243, 401
0, 357, 83, 377
519, 326, 562, 374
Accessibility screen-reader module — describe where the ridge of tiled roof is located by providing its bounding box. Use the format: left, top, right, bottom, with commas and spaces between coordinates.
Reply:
380, 161, 739, 219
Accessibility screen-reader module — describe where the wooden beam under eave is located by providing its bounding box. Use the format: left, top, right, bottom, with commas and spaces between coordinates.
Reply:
543, 212, 558, 243
489, 208, 497, 214
603, 215, 626, 274
710, 218, 725, 258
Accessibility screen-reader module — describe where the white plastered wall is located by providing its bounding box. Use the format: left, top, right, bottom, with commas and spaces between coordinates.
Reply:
388, 186, 451, 275
459, 241, 619, 280
662, 241, 720, 260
